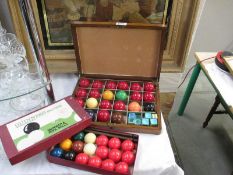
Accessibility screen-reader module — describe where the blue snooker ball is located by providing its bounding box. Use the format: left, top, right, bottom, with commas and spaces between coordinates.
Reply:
50, 147, 63, 158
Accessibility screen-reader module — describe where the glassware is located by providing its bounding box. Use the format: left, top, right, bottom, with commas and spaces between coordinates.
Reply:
0, 43, 11, 71
9, 64, 46, 111
10, 39, 26, 57
0, 33, 19, 69
0, 59, 28, 99
0, 22, 6, 36
0, 33, 16, 46
0, 23, 52, 122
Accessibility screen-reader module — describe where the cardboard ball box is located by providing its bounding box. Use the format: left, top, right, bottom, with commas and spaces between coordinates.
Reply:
47, 126, 139, 175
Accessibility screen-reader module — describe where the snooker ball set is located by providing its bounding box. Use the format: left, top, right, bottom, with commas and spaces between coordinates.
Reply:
48, 128, 138, 175
74, 78, 161, 134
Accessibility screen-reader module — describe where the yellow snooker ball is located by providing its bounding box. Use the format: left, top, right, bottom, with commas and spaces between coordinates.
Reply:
102, 90, 114, 100
59, 139, 72, 151
86, 98, 98, 108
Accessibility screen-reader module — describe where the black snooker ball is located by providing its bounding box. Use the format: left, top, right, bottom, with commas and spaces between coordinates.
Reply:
63, 151, 76, 161
23, 122, 40, 134
143, 103, 155, 112
85, 109, 96, 121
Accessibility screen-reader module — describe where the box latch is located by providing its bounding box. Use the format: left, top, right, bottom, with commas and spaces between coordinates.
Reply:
115, 22, 127, 28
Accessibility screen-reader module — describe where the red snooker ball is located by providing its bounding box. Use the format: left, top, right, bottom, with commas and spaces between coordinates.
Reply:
122, 151, 135, 165
131, 82, 142, 91
97, 110, 110, 122
121, 139, 134, 152
117, 81, 129, 90
130, 91, 142, 101
115, 162, 129, 174
113, 101, 126, 111
108, 137, 121, 149
76, 89, 87, 98
79, 79, 90, 88
88, 156, 102, 168
108, 149, 122, 163
101, 159, 115, 171
99, 100, 112, 109
95, 146, 109, 159
96, 135, 109, 146
89, 89, 101, 99
105, 81, 117, 89
143, 92, 155, 102
75, 98, 85, 107
75, 153, 89, 165
144, 82, 155, 92
92, 80, 103, 89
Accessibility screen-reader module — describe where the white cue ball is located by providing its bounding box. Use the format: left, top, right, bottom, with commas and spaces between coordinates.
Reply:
84, 132, 96, 143
83, 143, 96, 156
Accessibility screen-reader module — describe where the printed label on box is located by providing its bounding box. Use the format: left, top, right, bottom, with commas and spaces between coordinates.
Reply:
7, 100, 81, 152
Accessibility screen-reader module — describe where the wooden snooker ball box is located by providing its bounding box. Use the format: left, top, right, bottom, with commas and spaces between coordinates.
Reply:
71, 21, 166, 134
74, 78, 161, 134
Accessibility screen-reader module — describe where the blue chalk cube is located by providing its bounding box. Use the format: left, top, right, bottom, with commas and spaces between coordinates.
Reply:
128, 113, 137, 119
150, 118, 158, 126
128, 118, 135, 124
142, 118, 150, 126
145, 112, 152, 119
128, 113, 137, 124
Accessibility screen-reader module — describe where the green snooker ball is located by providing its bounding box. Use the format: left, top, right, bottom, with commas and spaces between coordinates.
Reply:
73, 132, 85, 141
116, 90, 128, 101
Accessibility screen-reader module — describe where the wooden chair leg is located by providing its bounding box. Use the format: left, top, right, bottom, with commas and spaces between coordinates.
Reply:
203, 95, 221, 128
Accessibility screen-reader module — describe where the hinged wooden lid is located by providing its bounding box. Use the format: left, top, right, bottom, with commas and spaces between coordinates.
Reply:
71, 22, 166, 80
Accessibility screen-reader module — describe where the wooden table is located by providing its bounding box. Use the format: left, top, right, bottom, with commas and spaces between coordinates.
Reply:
223, 56, 233, 77
177, 52, 233, 127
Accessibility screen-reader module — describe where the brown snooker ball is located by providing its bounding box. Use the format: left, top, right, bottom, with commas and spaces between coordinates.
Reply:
112, 113, 124, 124
72, 141, 84, 153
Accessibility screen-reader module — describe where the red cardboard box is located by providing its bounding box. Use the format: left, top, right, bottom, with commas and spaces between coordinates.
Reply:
0, 96, 91, 165
47, 126, 139, 175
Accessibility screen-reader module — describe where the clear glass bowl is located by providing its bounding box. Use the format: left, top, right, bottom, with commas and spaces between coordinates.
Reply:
0, 33, 16, 47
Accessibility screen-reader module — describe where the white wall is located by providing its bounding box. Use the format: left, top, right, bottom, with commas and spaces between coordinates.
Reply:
180, 0, 233, 92
159, 0, 207, 92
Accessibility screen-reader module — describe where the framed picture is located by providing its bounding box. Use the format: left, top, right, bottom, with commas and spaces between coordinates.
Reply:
8, 0, 200, 73
37, 0, 169, 49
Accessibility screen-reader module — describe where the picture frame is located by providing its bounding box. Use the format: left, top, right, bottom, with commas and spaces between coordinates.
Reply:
8, 0, 201, 73
37, 0, 169, 49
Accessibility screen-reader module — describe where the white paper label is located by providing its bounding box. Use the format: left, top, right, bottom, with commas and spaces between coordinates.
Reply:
7, 100, 81, 151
